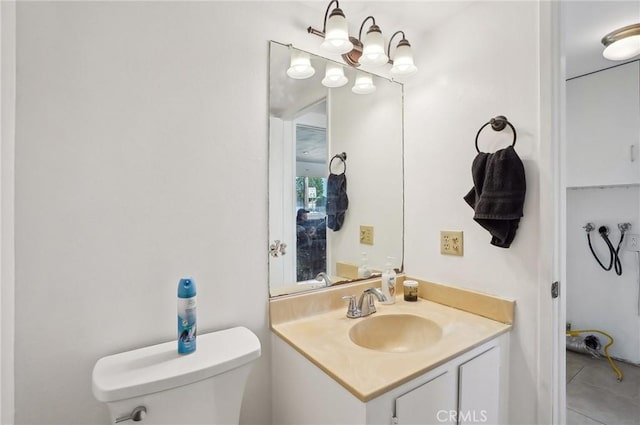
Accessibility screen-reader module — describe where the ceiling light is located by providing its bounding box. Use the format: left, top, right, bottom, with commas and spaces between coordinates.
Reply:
321, 63, 348, 88
602, 23, 640, 61
352, 71, 376, 94
286, 50, 315, 79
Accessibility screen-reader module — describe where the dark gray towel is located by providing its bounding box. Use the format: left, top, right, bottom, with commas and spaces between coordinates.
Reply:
464, 146, 526, 248
327, 172, 348, 231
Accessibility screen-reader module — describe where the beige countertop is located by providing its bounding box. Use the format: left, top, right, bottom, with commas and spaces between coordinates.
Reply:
270, 277, 514, 402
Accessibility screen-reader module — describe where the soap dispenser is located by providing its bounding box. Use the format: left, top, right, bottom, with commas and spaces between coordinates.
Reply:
381, 257, 396, 304
358, 252, 372, 278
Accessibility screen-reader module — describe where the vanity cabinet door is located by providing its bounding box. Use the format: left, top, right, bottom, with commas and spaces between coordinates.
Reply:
394, 371, 457, 425
566, 61, 640, 187
458, 347, 500, 425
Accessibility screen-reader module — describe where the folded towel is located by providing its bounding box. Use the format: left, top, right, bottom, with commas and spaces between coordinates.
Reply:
326, 172, 348, 231
463, 146, 526, 248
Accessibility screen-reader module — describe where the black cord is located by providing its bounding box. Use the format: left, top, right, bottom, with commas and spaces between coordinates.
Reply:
587, 228, 625, 275
588, 232, 613, 271
614, 233, 625, 276
602, 234, 619, 272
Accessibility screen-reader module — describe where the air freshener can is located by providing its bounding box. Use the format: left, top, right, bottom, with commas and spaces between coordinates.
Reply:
177, 278, 197, 354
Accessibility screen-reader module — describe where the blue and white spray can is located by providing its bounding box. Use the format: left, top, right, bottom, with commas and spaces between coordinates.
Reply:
177, 278, 197, 354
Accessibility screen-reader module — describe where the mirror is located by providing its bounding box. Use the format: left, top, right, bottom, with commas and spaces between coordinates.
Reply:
268, 41, 404, 297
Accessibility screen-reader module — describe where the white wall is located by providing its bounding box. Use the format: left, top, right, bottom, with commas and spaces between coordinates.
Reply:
566, 187, 640, 363
403, 2, 553, 424
329, 77, 403, 272
12, 2, 323, 424
11, 1, 554, 424
1, 1, 16, 423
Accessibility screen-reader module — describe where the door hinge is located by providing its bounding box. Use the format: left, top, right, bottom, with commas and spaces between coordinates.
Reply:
551, 281, 559, 299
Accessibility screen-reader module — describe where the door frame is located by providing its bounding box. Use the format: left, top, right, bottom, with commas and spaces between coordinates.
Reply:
539, 0, 565, 423
1, 1, 17, 422
552, 1, 567, 423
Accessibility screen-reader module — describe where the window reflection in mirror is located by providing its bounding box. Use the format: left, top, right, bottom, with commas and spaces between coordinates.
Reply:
268, 41, 404, 297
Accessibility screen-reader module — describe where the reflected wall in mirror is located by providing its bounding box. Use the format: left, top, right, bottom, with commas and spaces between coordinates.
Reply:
269, 41, 404, 297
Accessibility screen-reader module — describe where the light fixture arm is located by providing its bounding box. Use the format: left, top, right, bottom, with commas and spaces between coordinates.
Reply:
358, 16, 377, 40
322, 0, 340, 33
307, 0, 342, 37
307, 26, 325, 38
387, 30, 407, 63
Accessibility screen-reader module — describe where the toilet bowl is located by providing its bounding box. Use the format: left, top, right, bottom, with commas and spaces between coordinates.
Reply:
92, 327, 261, 424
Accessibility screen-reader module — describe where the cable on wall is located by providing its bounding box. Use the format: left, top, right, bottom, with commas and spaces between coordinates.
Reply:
584, 222, 630, 276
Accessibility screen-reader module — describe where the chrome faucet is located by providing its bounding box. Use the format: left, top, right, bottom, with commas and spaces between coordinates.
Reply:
341, 287, 389, 318
341, 295, 360, 318
315, 272, 333, 287
358, 287, 388, 317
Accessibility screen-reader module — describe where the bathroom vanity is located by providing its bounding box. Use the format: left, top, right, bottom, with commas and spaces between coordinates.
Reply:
270, 277, 513, 424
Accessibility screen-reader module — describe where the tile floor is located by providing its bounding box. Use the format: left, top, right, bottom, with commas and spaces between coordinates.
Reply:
566, 350, 640, 424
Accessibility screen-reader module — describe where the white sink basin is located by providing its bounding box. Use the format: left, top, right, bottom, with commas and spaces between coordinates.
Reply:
349, 314, 443, 353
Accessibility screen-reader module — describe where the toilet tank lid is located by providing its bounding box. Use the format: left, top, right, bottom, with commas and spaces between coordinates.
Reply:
92, 326, 261, 402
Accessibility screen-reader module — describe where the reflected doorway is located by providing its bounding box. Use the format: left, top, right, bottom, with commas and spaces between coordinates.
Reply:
295, 101, 327, 281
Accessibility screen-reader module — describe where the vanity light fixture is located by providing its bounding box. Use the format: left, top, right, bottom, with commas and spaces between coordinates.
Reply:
388, 31, 418, 76
352, 71, 376, 94
602, 23, 640, 61
307, 1, 417, 77
322, 63, 348, 88
286, 50, 315, 79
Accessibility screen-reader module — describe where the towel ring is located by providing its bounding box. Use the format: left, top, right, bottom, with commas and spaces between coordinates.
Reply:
329, 152, 347, 174
475, 116, 517, 153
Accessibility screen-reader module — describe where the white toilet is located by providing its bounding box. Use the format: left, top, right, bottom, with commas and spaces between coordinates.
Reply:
92, 326, 261, 424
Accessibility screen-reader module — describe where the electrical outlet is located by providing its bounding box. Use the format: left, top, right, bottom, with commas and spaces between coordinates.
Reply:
626, 233, 640, 252
441, 230, 463, 256
360, 225, 374, 245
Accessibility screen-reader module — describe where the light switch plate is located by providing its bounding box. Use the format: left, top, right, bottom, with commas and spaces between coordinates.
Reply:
360, 225, 374, 245
441, 231, 463, 256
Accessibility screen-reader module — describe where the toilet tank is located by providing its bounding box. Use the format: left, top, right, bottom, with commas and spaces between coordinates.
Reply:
92, 327, 261, 425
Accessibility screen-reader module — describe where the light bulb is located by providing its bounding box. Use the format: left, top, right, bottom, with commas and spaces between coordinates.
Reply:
322, 63, 348, 88
359, 26, 388, 67
321, 8, 353, 55
352, 71, 376, 94
286, 50, 315, 79
390, 41, 417, 76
